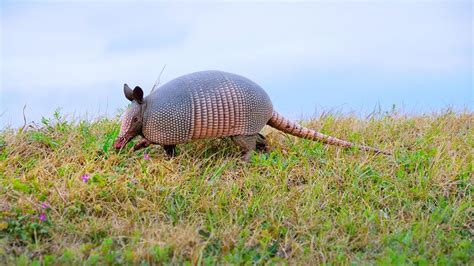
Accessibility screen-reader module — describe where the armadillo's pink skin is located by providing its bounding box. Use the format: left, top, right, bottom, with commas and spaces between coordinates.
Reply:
142, 70, 273, 145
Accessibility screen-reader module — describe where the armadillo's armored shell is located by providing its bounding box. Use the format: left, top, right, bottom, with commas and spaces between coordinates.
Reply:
142, 71, 273, 145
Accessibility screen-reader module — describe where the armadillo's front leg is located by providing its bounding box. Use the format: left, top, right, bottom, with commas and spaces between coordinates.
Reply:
130, 139, 151, 152
163, 145, 177, 157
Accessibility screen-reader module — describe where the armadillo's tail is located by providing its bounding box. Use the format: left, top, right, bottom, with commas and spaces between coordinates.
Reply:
267, 111, 391, 155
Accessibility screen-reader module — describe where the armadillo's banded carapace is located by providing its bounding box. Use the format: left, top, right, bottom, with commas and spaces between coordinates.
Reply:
142, 71, 273, 145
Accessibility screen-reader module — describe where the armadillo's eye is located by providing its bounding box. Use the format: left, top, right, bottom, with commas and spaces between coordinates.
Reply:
132, 117, 138, 123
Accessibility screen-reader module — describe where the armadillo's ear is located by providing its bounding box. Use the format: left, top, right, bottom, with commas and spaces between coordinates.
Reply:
124, 84, 134, 101
133, 86, 144, 104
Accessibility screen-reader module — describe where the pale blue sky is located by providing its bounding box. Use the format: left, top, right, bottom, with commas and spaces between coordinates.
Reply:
1, 0, 472, 127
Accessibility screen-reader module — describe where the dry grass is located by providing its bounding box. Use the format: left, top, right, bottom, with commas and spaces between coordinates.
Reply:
0, 109, 472, 264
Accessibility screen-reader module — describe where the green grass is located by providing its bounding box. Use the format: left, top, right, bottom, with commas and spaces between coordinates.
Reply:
0, 110, 472, 265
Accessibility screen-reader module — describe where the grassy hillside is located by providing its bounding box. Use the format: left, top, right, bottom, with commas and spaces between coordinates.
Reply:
0, 110, 472, 265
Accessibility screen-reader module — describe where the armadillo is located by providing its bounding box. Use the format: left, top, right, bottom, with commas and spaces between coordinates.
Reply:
114, 70, 390, 161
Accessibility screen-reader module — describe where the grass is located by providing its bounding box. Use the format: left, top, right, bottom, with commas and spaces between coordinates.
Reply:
0, 109, 472, 265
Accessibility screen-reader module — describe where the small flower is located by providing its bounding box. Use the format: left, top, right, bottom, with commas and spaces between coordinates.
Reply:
41, 202, 49, 209
143, 153, 150, 160
39, 213, 46, 222
81, 174, 90, 183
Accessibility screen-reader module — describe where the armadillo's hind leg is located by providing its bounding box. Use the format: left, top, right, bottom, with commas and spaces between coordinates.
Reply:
163, 145, 177, 157
231, 135, 257, 162
256, 133, 269, 153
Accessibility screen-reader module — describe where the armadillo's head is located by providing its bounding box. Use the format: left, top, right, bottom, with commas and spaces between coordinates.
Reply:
114, 84, 145, 150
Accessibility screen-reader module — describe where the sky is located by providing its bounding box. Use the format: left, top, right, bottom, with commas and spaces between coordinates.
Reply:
1, 0, 472, 127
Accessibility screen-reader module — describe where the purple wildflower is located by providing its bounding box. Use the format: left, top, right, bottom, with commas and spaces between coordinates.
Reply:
81, 174, 90, 183
143, 153, 150, 160
39, 213, 46, 222
41, 202, 49, 209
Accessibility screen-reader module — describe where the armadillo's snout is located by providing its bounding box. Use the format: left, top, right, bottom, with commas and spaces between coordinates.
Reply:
114, 136, 126, 150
